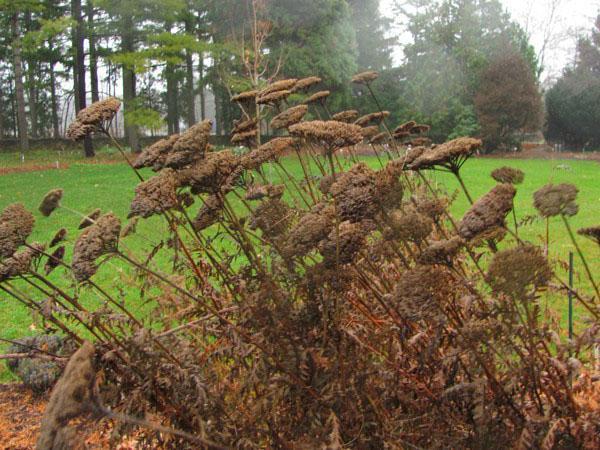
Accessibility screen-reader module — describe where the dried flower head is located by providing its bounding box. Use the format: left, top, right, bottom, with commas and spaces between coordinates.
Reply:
78, 208, 101, 229
50, 228, 67, 248
257, 90, 292, 105
72, 213, 121, 282
577, 226, 600, 246
318, 221, 367, 267
394, 121, 417, 134
352, 71, 379, 84
249, 198, 292, 239
170, 120, 212, 162
303, 90, 330, 104
241, 138, 295, 170
385, 207, 433, 244
231, 129, 258, 148
393, 130, 411, 140
289, 120, 363, 150
282, 203, 335, 258
129, 169, 179, 218
179, 151, 239, 195
409, 137, 482, 172
458, 184, 516, 241
332, 110, 359, 123
487, 245, 552, 299
355, 111, 389, 127
491, 167, 525, 185
410, 124, 430, 134
231, 90, 258, 103
406, 137, 432, 147
360, 126, 380, 140
259, 79, 298, 97
270, 105, 308, 130
76, 97, 121, 126
330, 163, 379, 222
39, 189, 63, 217
0, 203, 35, 258
370, 132, 389, 145
402, 146, 428, 167
392, 265, 458, 322
44, 246, 65, 275
419, 237, 464, 266
245, 184, 285, 201
233, 118, 258, 134
65, 122, 97, 141
133, 134, 180, 170
0, 243, 45, 281
293, 76, 322, 92
416, 197, 448, 221
193, 194, 223, 231
533, 183, 579, 217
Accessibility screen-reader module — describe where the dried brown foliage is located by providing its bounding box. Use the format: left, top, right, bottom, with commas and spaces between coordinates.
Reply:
0, 203, 35, 258
534, 183, 579, 217
129, 170, 179, 218
289, 120, 363, 149
65, 98, 120, 141
491, 166, 525, 184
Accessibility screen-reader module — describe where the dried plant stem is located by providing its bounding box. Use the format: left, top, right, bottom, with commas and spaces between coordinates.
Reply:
561, 214, 600, 299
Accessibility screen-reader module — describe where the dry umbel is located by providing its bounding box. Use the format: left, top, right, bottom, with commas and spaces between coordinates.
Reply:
329, 163, 379, 223
39, 189, 64, 217
129, 170, 179, 218
318, 220, 367, 267
355, 111, 389, 127
45, 245, 66, 275
50, 228, 67, 247
292, 76, 322, 92
270, 105, 308, 130
458, 184, 516, 241
303, 90, 330, 104
533, 183, 579, 217
133, 134, 180, 170
65, 98, 121, 141
351, 70, 379, 84
385, 207, 433, 244
0, 203, 35, 258
72, 213, 121, 282
282, 203, 335, 258
577, 226, 600, 246
259, 79, 298, 96
193, 194, 223, 231
409, 137, 481, 172
0, 243, 44, 282
231, 90, 258, 103
249, 197, 293, 239
331, 110, 359, 123
257, 89, 292, 105
289, 120, 363, 150
491, 166, 525, 184
419, 237, 465, 266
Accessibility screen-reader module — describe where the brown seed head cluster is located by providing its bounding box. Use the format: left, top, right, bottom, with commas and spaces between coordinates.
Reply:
231, 90, 258, 103
65, 98, 121, 141
416, 197, 448, 221
409, 137, 482, 171
329, 163, 379, 223
50, 228, 67, 248
360, 126, 380, 140
419, 237, 464, 266
249, 198, 292, 239
374, 166, 403, 212
402, 146, 428, 167
245, 184, 285, 201
0, 203, 35, 258
370, 132, 389, 145
231, 129, 258, 148
129, 169, 179, 218
133, 134, 180, 170
487, 245, 552, 299
257, 90, 292, 105
289, 120, 363, 150
355, 111, 389, 127
241, 137, 296, 170
533, 183, 579, 217
79, 208, 101, 229
271, 105, 308, 130
394, 121, 417, 134
178, 150, 240, 195
292, 76, 322, 92
318, 221, 367, 268
0, 243, 45, 282
351, 71, 379, 84
458, 184, 516, 241
259, 79, 298, 97
72, 213, 121, 282
193, 195, 223, 231
385, 207, 433, 244
577, 226, 600, 246
39, 189, 64, 217
303, 90, 330, 104
44, 245, 66, 275
406, 137, 433, 147
282, 203, 335, 258
491, 167, 525, 185
169, 120, 212, 159
232, 118, 258, 134
332, 110, 359, 123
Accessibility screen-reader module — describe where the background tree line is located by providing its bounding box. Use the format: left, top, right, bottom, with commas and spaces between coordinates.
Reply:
1, 0, 583, 155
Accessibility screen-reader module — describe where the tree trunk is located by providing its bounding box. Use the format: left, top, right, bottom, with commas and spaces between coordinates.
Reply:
72, 0, 94, 157
27, 60, 38, 138
166, 62, 179, 134
122, 14, 140, 152
199, 53, 206, 120
11, 13, 29, 151
49, 62, 60, 139
87, 0, 100, 103
184, 17, 196, 126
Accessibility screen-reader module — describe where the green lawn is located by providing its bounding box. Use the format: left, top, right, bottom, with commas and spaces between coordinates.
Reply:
0, 152, 598, 381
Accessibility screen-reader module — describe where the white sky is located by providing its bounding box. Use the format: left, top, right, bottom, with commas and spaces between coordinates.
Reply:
379, 0, 600, 83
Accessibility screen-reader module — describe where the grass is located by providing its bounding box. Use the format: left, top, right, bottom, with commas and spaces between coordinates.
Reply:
0, 150, 598, 381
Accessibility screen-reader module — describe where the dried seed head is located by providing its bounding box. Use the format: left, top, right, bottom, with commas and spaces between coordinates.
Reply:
375, 165, 403, 211
303, 90, 330, 104
78, 208, 101, 229
270, 105, 308, 130
179, 150, 239, 194
355, 111, 389, 127
240, 138, 296, 170
318, 174, 338, 195
577, 226, 600, 246
394, 121, 417, 134
385, 207, 433, 244
133, 134, 180, 170
419, 237, 465, 266
129, 169, 179, 218
409, 137, 482, 171
402, 146, 428, 167
289, 120, 363, 149
392, 265, 458, 322
193, 195, 223, 231
257, 89, 292, 105
0, 242, 45, 281
231, 129, 258, 148
458, 184, 516, 241
491, 166, 525, 184
410, 124, 430, 134
533, 183, 579, 217
406, 137, 433, 147
370, 132, 389, 145
65, 122, 97, 141
351, 70, 379, 84
318, 220, 367, 268
245, 184, 285, 201
283, 203, 335, 258
120, 217, 139, 238
231, 90, 258, 103
0, 203, 35, 258
416, 197, 448, 221
259, 79, 298, 97
487, 244, 552, 298
332, 110, 359, 123
249, 198, 292, 238
233, 118, 258, 134
50, 228, 67, 248
72, 213, 121, 282
293, 76, 322, 92
393, 130, 411, 140
330, 163, 379, 222
360, 125, 380, 140
76, 97, 121, 126
39, 189, 64, 217
170, 120, 212, 160
45, 246, 65, 275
